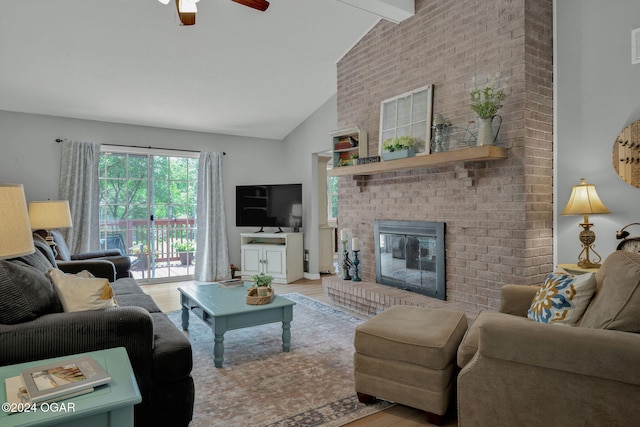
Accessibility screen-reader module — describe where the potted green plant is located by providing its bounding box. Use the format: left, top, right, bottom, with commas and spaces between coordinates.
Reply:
130, 243, 152, 270
251, 272, 274, 296
350, 152, 359, 165
470, 73, 506, 145
381, 135, 416, 160
173, 240, 196, 265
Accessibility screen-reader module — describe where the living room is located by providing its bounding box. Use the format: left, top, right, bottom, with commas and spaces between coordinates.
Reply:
1, 0, 640, 426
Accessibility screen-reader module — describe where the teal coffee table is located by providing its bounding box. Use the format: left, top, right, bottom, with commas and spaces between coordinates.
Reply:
178, 282, 295, 368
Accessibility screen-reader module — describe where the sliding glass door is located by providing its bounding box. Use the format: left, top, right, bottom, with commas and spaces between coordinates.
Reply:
98, 150, 198, 282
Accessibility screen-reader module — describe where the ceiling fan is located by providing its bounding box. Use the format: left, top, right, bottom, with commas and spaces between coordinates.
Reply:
159, 0, 270, 26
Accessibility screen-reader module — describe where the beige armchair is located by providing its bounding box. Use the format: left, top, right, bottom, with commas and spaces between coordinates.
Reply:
457, 250, 640, 426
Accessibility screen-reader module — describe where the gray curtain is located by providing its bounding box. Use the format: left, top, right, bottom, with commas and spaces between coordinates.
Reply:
194, 152, 230, 281
58, 140, 101, 254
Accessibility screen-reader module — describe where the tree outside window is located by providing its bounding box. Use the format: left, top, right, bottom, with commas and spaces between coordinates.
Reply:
327, 175, 338, 222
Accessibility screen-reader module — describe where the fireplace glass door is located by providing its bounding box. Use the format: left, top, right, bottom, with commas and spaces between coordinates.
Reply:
374, 220, 445, 300
379, 234, 438, 292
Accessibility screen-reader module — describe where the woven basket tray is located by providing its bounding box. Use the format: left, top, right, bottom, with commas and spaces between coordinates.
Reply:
246, 287, 274, 305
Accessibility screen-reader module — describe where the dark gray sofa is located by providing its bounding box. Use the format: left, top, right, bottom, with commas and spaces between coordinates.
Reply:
49, 229, 133, 280
0, 234, 194, 427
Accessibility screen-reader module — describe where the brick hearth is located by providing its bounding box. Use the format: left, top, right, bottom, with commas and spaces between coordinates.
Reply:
323, 276, 480, 321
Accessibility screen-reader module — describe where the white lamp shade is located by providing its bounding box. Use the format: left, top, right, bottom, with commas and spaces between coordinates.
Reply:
0, 184, 35, 259
561, 178, 611, 216
28, 200, 73, 230
291, 204, 302, 217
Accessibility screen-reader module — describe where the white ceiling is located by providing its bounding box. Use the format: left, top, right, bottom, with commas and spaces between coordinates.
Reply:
0, 1, 380, 140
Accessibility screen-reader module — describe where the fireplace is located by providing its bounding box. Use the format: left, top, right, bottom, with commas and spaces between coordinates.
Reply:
374, 220, 446, 300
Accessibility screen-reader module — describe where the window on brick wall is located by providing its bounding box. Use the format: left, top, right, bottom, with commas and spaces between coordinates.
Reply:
379, 84, 433, 155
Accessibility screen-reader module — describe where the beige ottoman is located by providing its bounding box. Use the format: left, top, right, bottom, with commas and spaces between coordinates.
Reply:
354, 306, 468, 425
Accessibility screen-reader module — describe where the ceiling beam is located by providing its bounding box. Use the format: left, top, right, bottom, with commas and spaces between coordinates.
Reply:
337, 0, 414, 24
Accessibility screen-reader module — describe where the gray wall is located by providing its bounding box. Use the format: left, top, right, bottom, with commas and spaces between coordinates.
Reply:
281, 94, 338, 276
555, 0, 640, 264
0, 110, 286, 268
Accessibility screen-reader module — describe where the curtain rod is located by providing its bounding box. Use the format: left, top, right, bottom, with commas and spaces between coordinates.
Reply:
55, 139, 226, 155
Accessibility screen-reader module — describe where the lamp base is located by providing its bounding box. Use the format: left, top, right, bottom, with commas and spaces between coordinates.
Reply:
576, 222, 602, 269
42, 229, 58, 257
577, 260, 601, 269
44, 233, 55, 247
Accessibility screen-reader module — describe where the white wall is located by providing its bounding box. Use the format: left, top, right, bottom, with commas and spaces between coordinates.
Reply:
0, 110, 286, 268
555, 0, 640, 264
281, 94, 338, 275
0, 96, 339, 277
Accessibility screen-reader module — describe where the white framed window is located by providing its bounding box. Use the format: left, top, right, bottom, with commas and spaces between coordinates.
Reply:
327, 174, 338, 223
379, 84, 433, 155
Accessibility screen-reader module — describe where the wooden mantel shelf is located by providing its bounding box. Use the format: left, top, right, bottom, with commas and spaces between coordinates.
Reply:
327, 145, 508, 177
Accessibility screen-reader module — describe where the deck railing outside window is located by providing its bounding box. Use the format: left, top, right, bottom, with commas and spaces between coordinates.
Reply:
100, 217, 196, 262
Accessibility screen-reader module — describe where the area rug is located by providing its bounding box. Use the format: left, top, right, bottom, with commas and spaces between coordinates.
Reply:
167, 293, 394, 427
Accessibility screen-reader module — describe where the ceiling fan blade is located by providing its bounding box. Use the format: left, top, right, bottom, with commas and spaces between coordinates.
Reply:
176, 0, 196, 25
231, 0, 270, 12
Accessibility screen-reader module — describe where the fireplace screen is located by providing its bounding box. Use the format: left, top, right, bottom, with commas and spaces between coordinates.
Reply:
374, 220, 445, 300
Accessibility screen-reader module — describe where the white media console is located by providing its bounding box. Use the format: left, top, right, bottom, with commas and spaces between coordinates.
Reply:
240, 232, 303, 284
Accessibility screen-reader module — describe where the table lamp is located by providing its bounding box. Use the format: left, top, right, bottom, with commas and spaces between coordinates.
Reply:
290, 203, 302, 232
0, 184, 35, 259
28, 200, 73, 249
561, 178, 611, 268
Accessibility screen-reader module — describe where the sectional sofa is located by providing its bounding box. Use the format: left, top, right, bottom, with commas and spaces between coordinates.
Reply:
0, 233, 194, 427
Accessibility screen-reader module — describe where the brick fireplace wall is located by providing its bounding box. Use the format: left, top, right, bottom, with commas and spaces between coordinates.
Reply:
335, 0, 553, 311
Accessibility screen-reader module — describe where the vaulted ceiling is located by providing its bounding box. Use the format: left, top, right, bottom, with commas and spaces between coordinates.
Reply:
0, 1, 379, 140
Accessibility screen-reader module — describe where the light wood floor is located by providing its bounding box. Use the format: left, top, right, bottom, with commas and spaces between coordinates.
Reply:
140, 277, 457, 427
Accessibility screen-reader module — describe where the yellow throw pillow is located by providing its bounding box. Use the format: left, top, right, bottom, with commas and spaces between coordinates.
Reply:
45, 268, 117, 312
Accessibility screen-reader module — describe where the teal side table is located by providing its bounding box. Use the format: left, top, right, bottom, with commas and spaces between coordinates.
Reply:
0, 347, 141, 427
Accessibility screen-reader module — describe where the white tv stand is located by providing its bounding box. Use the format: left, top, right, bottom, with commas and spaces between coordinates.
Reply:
240, 233, 303, 284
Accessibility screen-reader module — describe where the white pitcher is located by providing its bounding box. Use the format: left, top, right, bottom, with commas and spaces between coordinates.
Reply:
476, 115, 502, 146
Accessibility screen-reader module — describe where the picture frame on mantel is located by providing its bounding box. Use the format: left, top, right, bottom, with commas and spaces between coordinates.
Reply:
379, 84, 433, 156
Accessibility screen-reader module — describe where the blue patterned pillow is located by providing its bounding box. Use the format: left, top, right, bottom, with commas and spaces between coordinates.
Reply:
527, 269, 596, 325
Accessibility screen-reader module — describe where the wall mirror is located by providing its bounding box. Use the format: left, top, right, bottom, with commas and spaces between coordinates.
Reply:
612, 118, 640, 188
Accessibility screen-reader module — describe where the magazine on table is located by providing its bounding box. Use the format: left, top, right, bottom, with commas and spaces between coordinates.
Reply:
218, 278, 243, 287
4, 375, 94, 414
18, 355, 110, 404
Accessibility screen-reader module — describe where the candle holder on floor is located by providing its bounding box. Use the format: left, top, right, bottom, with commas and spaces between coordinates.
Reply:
341, 240, 352, 280
352, 250, 361, 282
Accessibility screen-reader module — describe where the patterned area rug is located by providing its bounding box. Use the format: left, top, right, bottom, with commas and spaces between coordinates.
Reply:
167, 293, 394, 427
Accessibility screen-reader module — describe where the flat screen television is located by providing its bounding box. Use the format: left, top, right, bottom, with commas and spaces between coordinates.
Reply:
236, 184, 302, 231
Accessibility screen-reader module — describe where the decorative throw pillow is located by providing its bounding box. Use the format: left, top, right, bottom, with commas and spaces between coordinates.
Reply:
527, 269, 596, 325
0, 260, 62, 325
46, 268, 117, 312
